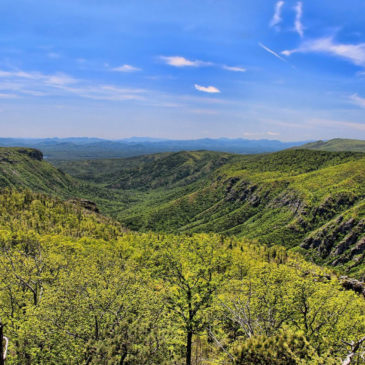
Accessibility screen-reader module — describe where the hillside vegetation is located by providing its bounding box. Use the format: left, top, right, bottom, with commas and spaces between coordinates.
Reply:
57, 149, 365, 278
1, 189, 364, 364
298, 138, 365, 152
0, 147, 76, 195
0, 146, 363, 278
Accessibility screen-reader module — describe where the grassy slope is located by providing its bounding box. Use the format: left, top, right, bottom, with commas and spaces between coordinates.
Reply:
298, 138, 365, 152
57, 149, 365, 277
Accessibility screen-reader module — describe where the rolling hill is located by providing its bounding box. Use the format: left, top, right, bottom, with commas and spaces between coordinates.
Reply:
297, 138, 365, 152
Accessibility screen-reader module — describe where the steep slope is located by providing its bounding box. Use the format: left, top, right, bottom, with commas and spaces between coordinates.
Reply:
0, 147, 133, 216
59, 149, 365, 277
3, 147, 364, 277
1, 189, 364, 364
297, 138, 365, 152
0, 147, 77, 195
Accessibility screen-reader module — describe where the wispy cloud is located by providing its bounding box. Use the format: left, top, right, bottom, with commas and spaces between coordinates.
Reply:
267, 131, 280, 136
243, 131, 280, 138
222, 65, 246, 72
309, 118, 365, 131
258, 42, 288, 63
160, 56, 212, 67
0, 68, 146, 101
294, 2, 304, 37
270, 1, 285, 28
188, 108, 218, 115
194, 84, 220, 93
111, 64, 141, 72
282, 37, 365, 67
0, 93, 18, 99
0, 70, 78, 85
350, 93, 365, 108
47, 52, 60, 59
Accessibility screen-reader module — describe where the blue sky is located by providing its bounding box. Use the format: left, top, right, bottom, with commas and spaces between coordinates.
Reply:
0, 0, 365, 141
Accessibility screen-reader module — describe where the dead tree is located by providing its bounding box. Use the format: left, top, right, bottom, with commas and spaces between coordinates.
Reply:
0, 318, 4, 365
342, 336, 365, 365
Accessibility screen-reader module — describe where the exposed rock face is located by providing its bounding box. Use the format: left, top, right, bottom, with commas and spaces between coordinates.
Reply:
269, 190, 307, 215
312, 194, 357, 221
68, 198, 99, 213
340, 276, 365, 297
17, 148, 43, 161
301, 216, 365, 266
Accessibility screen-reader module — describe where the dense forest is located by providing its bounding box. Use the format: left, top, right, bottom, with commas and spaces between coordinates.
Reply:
0, 146, 364, 364
57, 148, 365, 279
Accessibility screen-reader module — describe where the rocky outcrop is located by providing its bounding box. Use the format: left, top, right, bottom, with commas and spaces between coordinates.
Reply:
269, 190, 307, 215
68, 198, 99, 213
301, 213, 365, 268
224, 179, 261, 206
311, 193, 358, 222
17, 148, 43, 161
340, 276, 365, 297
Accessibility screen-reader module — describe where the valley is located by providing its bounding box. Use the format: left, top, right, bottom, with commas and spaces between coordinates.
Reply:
55, 148, 365, 278
0, 142, 364, 364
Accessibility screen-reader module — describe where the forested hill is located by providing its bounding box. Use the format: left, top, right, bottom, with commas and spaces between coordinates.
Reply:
54, 150, 237, 189
57, 149, 365, 278
297, 138, 365, 152
0, 147, 364, 277
0, 148, 365, 363
0, 147, 76, 195
0, 189, 365, 364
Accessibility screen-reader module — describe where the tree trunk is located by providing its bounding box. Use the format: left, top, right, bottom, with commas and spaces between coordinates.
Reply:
186, 330, 192, 365
0, 319, 4, 365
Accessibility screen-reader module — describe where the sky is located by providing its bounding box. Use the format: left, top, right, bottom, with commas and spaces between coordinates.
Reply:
0, 0, 365, 141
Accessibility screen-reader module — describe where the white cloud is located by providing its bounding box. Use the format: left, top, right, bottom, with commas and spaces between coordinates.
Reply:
350, 93, 365, 108
111, 64, 141, 72
0, 68, 146, 101
48, 52, 60, 59
0, 93, 18, 99
160, 56, 212, 67
270, 1, 285, 27
259, 42, 288, 63
282, 37, 365, 67
222, 65, 246, 72
194, 84, 220, 93
294, 2, 304, 37
267, 131, 280, 136
188, 108, 218, 115
309, 117, 365, 131
0, 70, 77, 86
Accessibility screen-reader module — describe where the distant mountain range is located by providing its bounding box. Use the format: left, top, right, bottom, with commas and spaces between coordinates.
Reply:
0, 137, 363, 161
0, 137, 308, 160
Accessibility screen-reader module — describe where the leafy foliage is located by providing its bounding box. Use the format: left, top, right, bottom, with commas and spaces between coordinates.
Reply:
0, 190, 364, 364
0, 147, 364, 276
